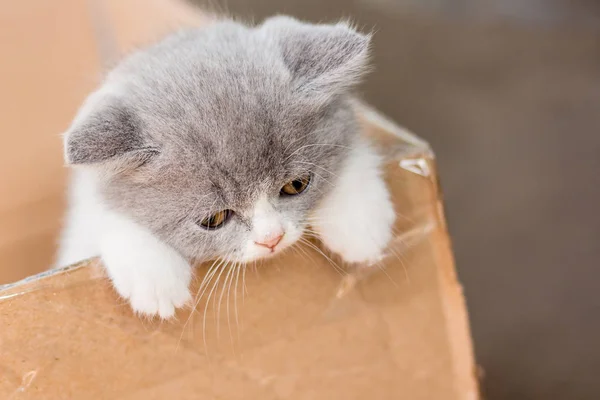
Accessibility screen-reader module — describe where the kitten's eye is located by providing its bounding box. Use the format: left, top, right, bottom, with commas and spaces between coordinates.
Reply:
199, 210, 232, 229
280, 175, 311, 196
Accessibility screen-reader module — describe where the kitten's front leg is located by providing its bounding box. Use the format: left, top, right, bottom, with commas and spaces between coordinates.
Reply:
312, 141, 395, 264
100, 210, 192, 319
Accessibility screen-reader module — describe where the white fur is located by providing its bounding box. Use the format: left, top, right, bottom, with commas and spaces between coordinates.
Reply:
56, 169, 103, 267
239, 196, 303, 262
311, 139, 395, 264
252, 196, 285, 242
57, 169, 192, 319
99, 209, 192, 319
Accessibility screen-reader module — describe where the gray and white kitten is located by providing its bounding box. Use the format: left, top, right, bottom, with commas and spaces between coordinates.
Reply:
57, 16, 395, 318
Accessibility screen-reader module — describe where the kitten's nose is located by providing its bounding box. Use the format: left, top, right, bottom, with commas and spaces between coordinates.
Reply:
255, 233, 284, 250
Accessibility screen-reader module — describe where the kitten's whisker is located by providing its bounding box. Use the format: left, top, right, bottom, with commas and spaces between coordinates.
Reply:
301, 228, 322, 235
305, 169, 335, 187
305, 218, 413, 285
393, 212, 417, 225
189, 193, 215, 217
197, 258, 221, 290
217, 261, 235, 343
282, 125, 342, 154
374, 259, 400, 288
234, 262, 241, 341
253, 260, 260, 277
291, 160, 340, 178
290, 246, 302, 260
242, 262, 250, 303
179, 257, 222, 346
179, 256, 225, 352
387, 246, 411, 284
194, 257, 225, 308
203, 259, 230, 354
299, 237, 344, 276
291, 246, 308, 266
295, 243, 317, 264
287, 161, 337, 186
225, 261, 237, 352
301, 239, 346, 276
292, 243, 319, 272
285, 143, 353, 162
301, 230, 325, 240
305, 205, 416, 231
282, 126, 330, 154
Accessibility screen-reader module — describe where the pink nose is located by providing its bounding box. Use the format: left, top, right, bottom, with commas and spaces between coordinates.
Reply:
255, 234, 284, 250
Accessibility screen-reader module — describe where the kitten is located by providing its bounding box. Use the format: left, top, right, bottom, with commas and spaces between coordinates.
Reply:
57, 16, 395, 319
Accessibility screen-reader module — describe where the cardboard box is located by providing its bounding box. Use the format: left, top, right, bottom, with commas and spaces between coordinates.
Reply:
0, 1, 478, 398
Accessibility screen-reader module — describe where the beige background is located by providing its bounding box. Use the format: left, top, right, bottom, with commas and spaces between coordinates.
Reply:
0, 0, 207, 283
0, 1, 97, 282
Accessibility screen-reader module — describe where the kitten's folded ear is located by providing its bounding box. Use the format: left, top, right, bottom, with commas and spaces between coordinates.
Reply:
261, 16, 371, 98
64, 91, 155, 166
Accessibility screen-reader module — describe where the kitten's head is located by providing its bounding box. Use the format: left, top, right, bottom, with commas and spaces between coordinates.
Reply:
64, 16, 371, 263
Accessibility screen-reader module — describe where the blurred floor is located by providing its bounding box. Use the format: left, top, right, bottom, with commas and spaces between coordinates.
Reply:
193, 0, 600, 399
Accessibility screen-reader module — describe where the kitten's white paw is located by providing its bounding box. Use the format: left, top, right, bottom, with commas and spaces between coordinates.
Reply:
313, 140, 395, 264
100, 210, 192, 319
318, 202, 394, 264
108, 257, 192, 319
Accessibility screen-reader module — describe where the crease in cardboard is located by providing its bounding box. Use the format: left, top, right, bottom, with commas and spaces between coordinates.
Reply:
400, 158, 432, 177
342, 220, 436, 290
7, 370, 38, 400
0, 263, 86, 293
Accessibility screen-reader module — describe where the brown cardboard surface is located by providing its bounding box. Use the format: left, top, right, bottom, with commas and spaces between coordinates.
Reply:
0, 1, 478, 398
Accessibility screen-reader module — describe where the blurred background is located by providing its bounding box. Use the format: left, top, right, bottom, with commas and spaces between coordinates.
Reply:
0, 0, 598, 399
192, 0, 600, 399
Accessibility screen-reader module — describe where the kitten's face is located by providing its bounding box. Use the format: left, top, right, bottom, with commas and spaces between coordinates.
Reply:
64, 17, 370, 263
104, 96, 356, 263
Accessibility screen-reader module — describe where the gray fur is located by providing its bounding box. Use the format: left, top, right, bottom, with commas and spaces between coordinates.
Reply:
64, 16, 371, 261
